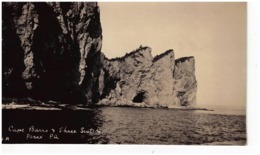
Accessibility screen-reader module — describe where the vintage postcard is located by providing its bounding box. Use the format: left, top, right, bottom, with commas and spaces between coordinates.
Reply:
2, 2, 246, 144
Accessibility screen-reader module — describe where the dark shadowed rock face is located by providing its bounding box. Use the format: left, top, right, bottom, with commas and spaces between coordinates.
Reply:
2, 2, 197, 108
2, 2, 102, 104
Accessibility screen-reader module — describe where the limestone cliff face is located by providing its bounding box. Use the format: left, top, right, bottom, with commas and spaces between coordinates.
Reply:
98, 47, 197, 108
2, 2, 197, 108
152, 50, 176, 107
98, 47, 156, 107
173, 57, 197, 107
2, 2, 102, 103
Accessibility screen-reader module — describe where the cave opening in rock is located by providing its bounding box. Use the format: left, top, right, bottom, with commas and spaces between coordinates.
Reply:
133, 92, 146, 103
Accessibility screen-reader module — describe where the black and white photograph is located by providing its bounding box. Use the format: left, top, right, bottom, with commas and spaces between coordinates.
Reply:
2, 2, 247, 145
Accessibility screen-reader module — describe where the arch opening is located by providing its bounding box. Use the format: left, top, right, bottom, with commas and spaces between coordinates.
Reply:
133, 92, 146, 103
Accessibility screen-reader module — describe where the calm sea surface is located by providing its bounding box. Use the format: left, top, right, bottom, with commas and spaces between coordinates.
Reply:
2, 106, 246, 145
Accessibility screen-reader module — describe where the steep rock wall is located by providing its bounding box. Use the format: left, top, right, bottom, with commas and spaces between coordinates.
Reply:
2, 2, 197, 108
173, 57, 197, 107
2, 2, 102, 103
98, 47, 197, 108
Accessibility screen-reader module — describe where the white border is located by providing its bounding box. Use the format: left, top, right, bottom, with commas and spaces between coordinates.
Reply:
1, 0, 259, 154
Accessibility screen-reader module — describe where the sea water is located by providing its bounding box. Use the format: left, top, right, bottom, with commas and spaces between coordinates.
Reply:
2, 106, 246, 145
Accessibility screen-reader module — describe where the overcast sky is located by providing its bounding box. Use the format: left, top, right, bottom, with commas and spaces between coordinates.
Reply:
99, 2, 246, 108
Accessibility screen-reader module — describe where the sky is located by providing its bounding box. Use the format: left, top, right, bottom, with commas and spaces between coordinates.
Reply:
99, 2, 247, 108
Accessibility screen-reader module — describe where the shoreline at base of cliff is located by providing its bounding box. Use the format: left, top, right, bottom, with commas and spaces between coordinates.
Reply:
2, 101, 213, 111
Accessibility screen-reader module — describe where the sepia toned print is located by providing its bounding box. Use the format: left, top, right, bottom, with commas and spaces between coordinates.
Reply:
2, 2, 246, 144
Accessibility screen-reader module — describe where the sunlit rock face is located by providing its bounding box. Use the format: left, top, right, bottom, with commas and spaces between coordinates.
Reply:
2, 2, 197, 108
173, 57, 197, 107
98, 47, 197, 108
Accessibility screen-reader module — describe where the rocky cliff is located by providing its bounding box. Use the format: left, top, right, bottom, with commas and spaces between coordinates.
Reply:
2, 2, 102, 104
97, 47, 197, 108
2, 2, 197, 108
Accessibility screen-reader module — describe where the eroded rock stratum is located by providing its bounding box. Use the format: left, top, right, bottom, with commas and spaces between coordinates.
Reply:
2, 2, 197, 108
